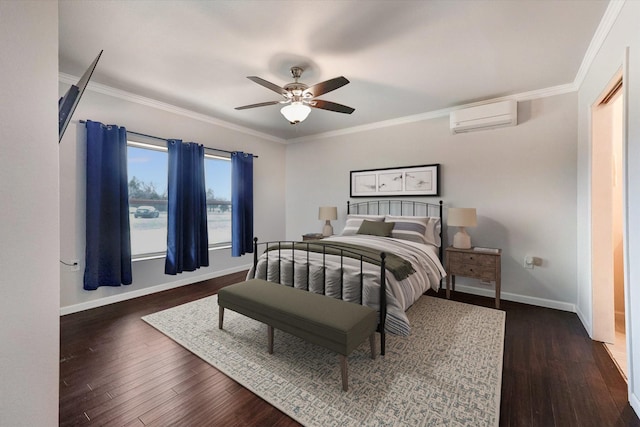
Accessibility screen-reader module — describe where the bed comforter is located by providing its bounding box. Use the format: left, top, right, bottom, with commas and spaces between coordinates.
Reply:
248, 235, 446, 336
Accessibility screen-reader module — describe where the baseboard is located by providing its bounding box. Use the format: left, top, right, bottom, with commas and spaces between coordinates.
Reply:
576, 305, 593, 337
454, 284, 577, 313
62, 270, 577, 315
60, 264, 251, 316
630, 391, 640, 420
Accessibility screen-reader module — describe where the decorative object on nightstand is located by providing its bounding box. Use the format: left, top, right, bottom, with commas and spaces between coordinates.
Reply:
447, 207, 477, 249
445, 246, 502, 309
319, 206, 338, 237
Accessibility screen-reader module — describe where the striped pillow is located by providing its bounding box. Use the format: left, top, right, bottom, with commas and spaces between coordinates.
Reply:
385, 215, 441, 247
341, 214, 385, 236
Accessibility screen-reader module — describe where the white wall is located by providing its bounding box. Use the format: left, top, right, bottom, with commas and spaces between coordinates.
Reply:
577, 0, 640, 415
59, 87, 286, 312
286, 94, 578, 310
0, 1, 60, 425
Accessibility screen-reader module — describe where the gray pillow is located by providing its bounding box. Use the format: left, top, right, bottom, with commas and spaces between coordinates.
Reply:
357, 220, 395, 237
341, 214, 385, 236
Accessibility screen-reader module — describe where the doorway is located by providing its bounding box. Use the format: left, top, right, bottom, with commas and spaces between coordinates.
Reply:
591, 74, 626, 378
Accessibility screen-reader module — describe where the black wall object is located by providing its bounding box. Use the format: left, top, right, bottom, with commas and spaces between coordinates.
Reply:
58, 50, 102, 143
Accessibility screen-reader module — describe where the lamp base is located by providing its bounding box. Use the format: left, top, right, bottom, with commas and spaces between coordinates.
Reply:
322, 221, 334, 237
453, 228, 471, 249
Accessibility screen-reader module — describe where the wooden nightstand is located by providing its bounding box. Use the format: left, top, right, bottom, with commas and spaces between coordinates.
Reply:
445, 246, 502, 309
302, 233, 324, 241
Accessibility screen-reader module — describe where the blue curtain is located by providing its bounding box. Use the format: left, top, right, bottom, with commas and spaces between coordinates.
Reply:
231, 151, 254, 257
165, 140, 209, 274
84, 120, 132, 290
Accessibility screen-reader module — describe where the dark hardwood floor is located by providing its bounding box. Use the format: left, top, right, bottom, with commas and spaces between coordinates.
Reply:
60, 272, 640, 426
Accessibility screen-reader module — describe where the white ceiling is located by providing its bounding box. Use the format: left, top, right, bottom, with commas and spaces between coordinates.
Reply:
59, 0, 610, 142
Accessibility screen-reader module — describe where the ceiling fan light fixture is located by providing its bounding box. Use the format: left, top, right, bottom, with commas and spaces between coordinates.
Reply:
236, 67, 353, 120
281, 102, 311, 124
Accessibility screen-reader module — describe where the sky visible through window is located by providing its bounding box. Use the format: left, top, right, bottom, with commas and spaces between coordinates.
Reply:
127, 145, 231, 200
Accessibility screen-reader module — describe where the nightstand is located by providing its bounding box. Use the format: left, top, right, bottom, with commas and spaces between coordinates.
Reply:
302, 233, 324, 241
445, 246, 502, 309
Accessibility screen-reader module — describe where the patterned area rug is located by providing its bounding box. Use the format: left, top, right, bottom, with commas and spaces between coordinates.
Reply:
143, 295, 505, 426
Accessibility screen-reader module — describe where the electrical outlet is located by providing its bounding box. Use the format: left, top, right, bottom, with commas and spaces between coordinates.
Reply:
524, 256, 542, 269
524, 256, 534, 269
71, 259, 80, 272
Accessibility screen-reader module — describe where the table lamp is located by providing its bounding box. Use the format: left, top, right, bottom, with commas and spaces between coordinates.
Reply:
447, 207, 477, 249
319, 206, 338, 237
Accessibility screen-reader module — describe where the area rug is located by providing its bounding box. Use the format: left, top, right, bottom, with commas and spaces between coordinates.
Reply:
142, 295, 505, 426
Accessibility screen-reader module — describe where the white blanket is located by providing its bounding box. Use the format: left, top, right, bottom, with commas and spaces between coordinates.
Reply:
248, 235, 446, 336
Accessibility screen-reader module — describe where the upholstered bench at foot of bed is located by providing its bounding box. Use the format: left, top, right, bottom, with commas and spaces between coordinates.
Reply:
217, 278, 378, 391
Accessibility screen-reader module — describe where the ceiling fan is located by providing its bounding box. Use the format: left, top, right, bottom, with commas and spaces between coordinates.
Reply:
235, 66, 355, 124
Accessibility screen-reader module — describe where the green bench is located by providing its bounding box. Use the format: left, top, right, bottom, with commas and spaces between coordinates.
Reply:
218, 278, 378, 391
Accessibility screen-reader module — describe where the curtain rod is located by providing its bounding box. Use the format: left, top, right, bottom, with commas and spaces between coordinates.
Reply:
78, 120, 258, 158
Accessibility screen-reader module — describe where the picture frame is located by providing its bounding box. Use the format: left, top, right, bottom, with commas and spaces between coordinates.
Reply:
350, 164, 440, 197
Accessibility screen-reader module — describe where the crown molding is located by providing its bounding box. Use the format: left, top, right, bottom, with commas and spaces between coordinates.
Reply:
573, 0, 626, 88
59, 71, 579, 145
287, 110, 451, 145
59, 73, 286, 144
287, 82, 577, 144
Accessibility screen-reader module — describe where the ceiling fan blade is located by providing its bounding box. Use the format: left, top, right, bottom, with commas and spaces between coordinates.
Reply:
303, 76, 350, 97
311, 99, 355, 114
247, 76, 288, 96
235, 100, 281, 110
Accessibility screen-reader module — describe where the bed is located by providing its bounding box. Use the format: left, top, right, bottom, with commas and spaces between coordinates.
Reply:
248, 200, 447, 354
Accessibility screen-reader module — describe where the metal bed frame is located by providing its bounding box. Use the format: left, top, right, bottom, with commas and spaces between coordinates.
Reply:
251, 200, 444, 355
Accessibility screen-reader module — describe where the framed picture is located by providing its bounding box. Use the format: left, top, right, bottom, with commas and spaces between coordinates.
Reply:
350, 164, 440, 197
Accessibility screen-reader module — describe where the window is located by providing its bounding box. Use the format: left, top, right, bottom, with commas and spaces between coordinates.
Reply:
204, 155, 232, 245
128, 143, 168, 257
127, 141, 231, 258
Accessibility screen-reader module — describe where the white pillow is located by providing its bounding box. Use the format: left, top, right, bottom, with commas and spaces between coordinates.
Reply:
385, 215, 441, 247
341, 214, 385, 236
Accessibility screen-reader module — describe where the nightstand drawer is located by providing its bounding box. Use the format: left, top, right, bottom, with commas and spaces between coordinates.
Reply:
448, 262, 496, 280
448, 251, 496, 268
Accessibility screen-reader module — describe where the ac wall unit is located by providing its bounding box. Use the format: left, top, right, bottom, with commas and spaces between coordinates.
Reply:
449, 99, 517, 134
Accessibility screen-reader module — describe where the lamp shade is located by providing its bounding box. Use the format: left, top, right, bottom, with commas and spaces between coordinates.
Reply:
318, 206, 338, 221
447, 208, 477, 227
448, 208, 477, 249
281, 102, 311, 124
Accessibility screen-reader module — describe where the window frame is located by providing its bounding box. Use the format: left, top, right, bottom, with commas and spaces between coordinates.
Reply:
126, 139, 232, 261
